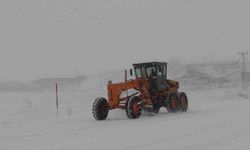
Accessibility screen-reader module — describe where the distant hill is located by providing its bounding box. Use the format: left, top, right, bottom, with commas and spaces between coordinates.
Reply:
32, 75, 86, 90
0, 75, 86, 92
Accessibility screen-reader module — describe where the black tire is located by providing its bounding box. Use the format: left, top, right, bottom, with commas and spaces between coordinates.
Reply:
177, 92, 188, 112
166, 93, 178, 113
126, 96, 142, 119
92, 97, 109, 120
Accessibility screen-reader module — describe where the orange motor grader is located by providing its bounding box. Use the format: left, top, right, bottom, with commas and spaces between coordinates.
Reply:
92, 62, 188, 120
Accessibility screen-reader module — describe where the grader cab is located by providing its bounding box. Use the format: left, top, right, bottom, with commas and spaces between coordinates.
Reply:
92, 62, 188, 120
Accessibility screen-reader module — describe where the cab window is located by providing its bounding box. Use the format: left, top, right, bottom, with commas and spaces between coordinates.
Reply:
135, 68, 142, 78
158, 66, 166, 76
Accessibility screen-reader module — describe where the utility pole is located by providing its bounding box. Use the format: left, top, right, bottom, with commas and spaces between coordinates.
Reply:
238, 51, 248, 90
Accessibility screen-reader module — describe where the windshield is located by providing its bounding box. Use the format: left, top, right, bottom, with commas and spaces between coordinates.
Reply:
146, 67, 157, 77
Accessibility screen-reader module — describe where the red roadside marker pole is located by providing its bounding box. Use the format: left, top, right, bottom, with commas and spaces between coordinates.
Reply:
56, 83, 59, 109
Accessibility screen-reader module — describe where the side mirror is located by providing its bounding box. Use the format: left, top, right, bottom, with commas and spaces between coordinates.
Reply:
108, 80, 112, 84
130, 69, 133, 76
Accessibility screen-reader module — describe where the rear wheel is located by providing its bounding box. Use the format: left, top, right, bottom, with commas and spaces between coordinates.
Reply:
166, 94, 178, 113
92, 97, 109, 120
177, 92, 188, 112
126, 96, 142, 119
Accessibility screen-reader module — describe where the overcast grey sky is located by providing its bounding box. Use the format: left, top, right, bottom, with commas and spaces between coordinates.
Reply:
0, 0, 249, 81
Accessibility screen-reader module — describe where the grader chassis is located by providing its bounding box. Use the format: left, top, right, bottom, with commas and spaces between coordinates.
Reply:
92, 62, 188, 120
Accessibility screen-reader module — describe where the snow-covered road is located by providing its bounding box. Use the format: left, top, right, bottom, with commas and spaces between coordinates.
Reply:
0, 89, 250, 150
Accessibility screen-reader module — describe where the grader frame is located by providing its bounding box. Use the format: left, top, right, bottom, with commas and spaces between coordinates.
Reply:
92, 62, 188, 120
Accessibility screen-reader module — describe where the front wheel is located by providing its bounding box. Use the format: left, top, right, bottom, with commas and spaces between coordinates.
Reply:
126, 96, 142, 119
92, 97, 109, 120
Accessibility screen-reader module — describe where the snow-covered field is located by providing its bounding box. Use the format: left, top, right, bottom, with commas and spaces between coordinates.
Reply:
0, 87, 250, 150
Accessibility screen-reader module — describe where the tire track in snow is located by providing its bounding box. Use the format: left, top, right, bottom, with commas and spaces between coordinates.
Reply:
125, 112, 250, 150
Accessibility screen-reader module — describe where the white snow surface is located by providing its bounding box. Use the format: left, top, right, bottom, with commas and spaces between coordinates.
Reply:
1, 87, 250, 150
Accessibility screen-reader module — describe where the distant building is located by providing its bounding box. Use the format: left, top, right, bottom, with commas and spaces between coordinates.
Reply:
176, 63, 235, 90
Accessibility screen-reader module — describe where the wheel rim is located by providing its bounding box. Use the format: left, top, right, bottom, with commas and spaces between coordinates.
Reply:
100, 103, 108, 114
132, 103, 141, 114
171, 96, 177, 110
181, 96, 188, 110
132, 101, 142, 117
